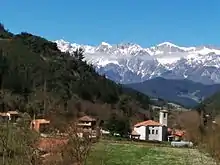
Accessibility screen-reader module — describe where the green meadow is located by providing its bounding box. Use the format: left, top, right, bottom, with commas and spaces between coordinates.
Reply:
86, 140, 217, 165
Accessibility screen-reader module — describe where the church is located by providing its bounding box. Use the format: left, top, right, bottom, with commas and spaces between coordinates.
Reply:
132, 110, 168, 141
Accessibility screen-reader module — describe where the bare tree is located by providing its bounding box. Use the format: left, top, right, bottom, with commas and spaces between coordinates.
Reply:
0, 114, 40, 165
60, 122, 92, 165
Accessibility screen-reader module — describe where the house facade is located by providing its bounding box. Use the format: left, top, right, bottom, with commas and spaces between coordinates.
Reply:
0, 111, 20, 123
77, 115, 97, 130
133, 110, 168, 141
30, 119, 50, 133
77, 115, 99, 138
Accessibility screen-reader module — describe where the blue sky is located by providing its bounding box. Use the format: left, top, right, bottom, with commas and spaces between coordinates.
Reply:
1, 0, 220, 47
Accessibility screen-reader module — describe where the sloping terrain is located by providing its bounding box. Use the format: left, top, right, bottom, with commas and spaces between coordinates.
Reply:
56, 39, 220, 107
126, 77, 220, 107
0, 24, 152, 126
197, 91, 220, 116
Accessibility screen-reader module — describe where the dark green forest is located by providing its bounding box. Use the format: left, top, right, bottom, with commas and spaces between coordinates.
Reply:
196, 91, 220, 118
0, 23, 151, 127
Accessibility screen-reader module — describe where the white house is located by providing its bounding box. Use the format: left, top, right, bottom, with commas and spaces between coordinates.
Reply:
133, 110, 168, 141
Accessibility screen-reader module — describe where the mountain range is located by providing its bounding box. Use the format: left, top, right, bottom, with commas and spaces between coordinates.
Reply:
56, 40, 220, 85
55, 40, 220, 107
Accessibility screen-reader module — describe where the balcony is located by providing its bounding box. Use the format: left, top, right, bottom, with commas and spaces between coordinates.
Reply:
77, 122, 92, 127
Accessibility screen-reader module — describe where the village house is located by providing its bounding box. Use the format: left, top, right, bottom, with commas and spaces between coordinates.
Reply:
0, 110, 20, 123
130, 130, 141, 139
168, 128, 186, 141
77, 115, 97, 130
132, 110, 168, 141
35, 115, 99, 163
77, 115, 99, 138
30, 119, 50, 133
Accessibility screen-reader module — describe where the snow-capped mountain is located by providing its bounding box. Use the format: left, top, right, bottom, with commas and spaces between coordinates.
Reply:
55, 39, 220, 85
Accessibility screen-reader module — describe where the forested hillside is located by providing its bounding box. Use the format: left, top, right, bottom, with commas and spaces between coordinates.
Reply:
0, 24, 151, 127
196, 91, 220, 117
126, 77, 220, 108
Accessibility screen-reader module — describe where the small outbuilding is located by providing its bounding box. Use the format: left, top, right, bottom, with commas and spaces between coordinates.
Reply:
130, 130, 141, 140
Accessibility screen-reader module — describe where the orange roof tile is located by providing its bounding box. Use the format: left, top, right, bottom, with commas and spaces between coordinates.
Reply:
0, 111, 19, 116
32, 119, 50, 124
172, 129, 185, 137
0, 112, 8, 117
8, 111, 19, 115
134, 120, 162, 127
78, 115, 96, 122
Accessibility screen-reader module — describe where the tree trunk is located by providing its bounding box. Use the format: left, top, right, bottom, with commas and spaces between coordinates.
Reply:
64, 101, 68, 112
0, 75, 3, 91
43, 78, 47, 116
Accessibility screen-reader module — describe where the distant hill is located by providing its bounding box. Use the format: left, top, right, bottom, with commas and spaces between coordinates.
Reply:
126, 77, 220, 108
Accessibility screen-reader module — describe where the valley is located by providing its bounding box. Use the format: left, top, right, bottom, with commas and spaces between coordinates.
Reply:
126, 77, 220, 108
2, 1, 220, 165
0, 24, 220, 165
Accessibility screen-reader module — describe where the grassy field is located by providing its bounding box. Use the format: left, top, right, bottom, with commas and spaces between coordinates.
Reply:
86, 140, 217, 165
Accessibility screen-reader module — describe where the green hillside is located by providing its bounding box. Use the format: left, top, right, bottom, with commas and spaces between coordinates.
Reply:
0, 24, 151, 127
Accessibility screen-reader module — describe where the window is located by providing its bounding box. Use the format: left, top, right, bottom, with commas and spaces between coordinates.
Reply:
156, 130, 158, 134
164, 113, 166, 118
152, 130, 155, 134
148, 129, 151, 134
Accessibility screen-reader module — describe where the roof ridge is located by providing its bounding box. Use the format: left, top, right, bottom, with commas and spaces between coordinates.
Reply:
134, 119, 161, 127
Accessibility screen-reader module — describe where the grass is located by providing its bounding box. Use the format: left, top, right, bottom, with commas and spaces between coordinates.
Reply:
86, 140, 217, 165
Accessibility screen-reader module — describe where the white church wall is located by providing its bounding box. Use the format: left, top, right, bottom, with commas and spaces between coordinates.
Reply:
134, 126, 146, 140
148, 126, 161, 141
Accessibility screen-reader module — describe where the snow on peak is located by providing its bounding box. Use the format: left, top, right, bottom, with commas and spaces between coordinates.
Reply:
100, 42, 112, 47
157, 42, 179, 48
55, 39, 220, 84
55, 39, 70, 45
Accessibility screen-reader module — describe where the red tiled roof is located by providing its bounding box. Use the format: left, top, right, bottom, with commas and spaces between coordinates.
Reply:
0, 111, 19, 116
167, 128, 186, 137
78, 115, 96, 122
8, 111, 19, 115
32, 119, 50, 124
134, 120, 162, 127
0, 112, 8, 117
173, 129, 185, 137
